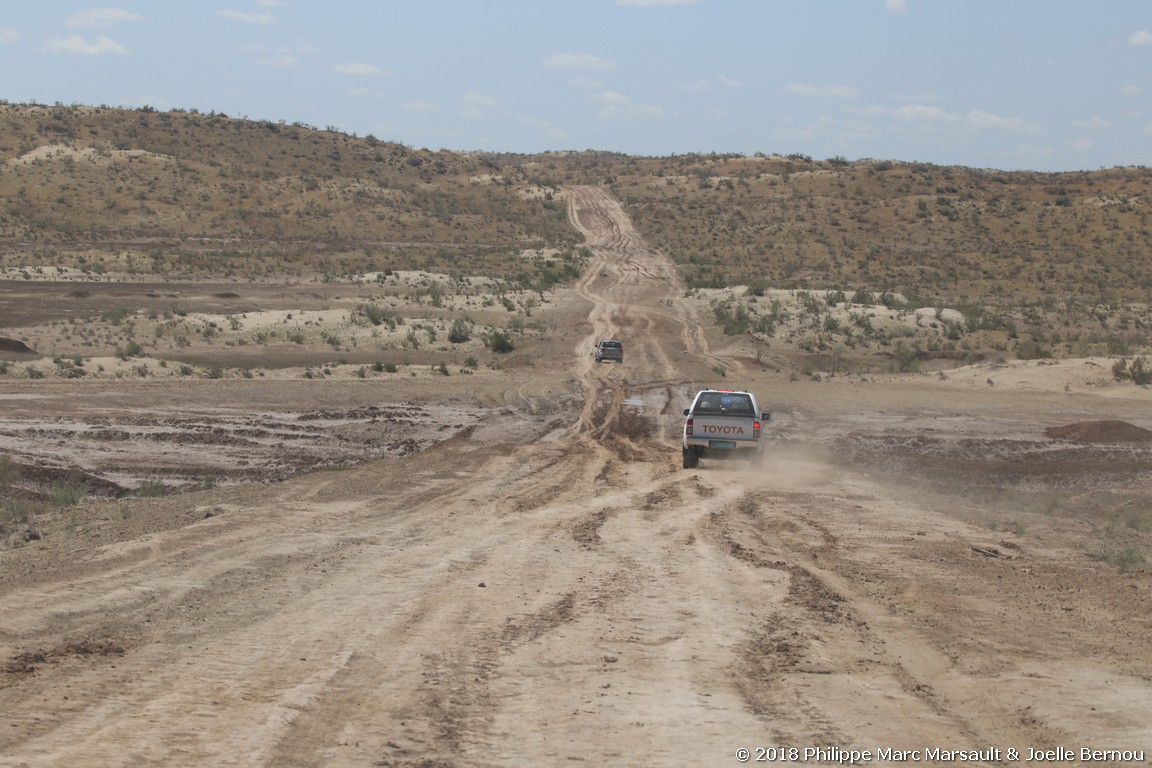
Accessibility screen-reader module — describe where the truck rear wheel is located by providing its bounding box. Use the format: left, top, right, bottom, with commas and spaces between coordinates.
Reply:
682, 449, 698, 469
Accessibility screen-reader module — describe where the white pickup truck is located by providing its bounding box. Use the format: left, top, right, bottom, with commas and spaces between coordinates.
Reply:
681, 389, 771, 469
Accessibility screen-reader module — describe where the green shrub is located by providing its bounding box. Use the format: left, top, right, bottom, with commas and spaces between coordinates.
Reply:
1114, 356, 1152, 385
1015, 340, 1052, 360
713, 301, 750, 335
101, 307, 132, 324
890, 342, 921, 373
137, 480, 167, 497
2, 497, 30, 526
115, 340, 143, 359
1131, 356, 1152, 386
359, 303, 400, 327
49, 481, 87, 508
0, 454, 19, 490
447, 318, 472, 344
488, 330, 515, 353
1093, 543, 1147, 572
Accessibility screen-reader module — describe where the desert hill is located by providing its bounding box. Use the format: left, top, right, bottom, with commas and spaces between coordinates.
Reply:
2, 103, 1150, 371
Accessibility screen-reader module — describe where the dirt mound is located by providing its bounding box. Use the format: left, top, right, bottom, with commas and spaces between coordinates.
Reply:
15, 463, 129, 499
0, 337, 36, 354
1045, 420, 1152, 443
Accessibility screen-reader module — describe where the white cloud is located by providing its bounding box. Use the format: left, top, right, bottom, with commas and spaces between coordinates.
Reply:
461, 92, 499, 119
219, 10, 277, 25
718, 74, 742, 88
67, 8, 143, 29
256, 0, 287, 5
1122, 84, 1141, 95
677, 79, 710, 93
257, 53, 298, 68
335, 62, 387, 77
893, 104, 958, 122
543, 52, 615, 70
967, 110, 1041, 134
616, 0, 698, 5
1016, 144, 1055, 161
518, 116, 569, 142
890, 90, 941, 102
567, 76, 606, 89
240, 41, 315, 67
464, 92, 499, 108
1128, 30, 1152, 46
1071, 116, 1111, 129
785, 84, 858, 98
0, 27, 20, 44
1068, 138, 1095, 152
241, 41, 317, 56
591, 90, 663, 119
404, 101, 441, 113
843, 119, 883, 141
42, 34, 128, 55
885, 0, 907, 13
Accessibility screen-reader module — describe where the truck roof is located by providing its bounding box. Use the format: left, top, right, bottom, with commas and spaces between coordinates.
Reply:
692, 390, 756, 416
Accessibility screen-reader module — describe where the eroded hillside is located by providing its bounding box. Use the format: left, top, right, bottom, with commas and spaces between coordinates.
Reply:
3, 103, 1152, 374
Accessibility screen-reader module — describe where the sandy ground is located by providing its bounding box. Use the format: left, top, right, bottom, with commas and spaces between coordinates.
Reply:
1, 187, 1151, 767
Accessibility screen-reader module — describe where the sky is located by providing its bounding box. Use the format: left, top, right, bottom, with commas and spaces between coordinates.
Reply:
1, 1, 1150, 173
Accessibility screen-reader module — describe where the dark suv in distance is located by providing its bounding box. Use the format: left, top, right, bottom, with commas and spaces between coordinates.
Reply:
594, 339, 624, 363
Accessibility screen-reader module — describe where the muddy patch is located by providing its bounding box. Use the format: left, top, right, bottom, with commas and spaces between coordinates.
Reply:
0, 401, 486, 496
1045, 420, 1152, 443
830, 432, 1152, 490
0, 337, 35, 355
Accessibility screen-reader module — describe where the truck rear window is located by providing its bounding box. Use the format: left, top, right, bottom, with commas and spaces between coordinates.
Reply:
693, 393, 753, 416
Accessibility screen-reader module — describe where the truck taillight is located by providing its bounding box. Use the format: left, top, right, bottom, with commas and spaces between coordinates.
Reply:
685, 417, 693, 436
753, 420, 761, 439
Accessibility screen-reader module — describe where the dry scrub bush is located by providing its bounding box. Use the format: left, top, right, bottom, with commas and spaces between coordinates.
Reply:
612, 409, 657, 440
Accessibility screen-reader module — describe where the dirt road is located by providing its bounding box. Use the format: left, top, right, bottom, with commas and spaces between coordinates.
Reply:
2, 188, 1151, 767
